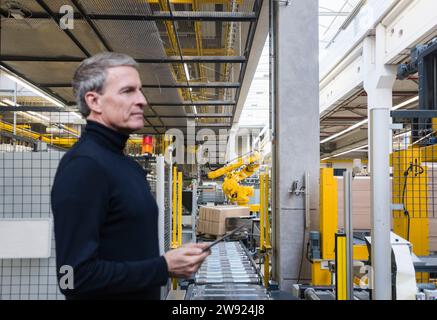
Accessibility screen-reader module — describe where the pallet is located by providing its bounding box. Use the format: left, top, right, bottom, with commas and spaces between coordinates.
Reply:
197, 233, 219, 241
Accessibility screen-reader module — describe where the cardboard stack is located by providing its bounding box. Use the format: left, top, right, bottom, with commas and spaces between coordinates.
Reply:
426, 164, 437, 252
337, 177, 372, 230
197, 205, 250, 236
336, 173, 437, 252
430, 219, 437, 252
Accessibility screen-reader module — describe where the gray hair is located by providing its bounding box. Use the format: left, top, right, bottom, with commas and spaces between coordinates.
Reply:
72, 52, 139, 117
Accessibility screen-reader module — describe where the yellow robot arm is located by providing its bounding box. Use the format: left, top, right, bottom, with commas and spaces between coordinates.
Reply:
207, 152, 260, 179
207, 159, 243, 179
222, 174, 255, 206
208, 152, 260, 205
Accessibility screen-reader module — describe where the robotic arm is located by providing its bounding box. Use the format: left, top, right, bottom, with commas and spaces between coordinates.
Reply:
207, 152, 260, 205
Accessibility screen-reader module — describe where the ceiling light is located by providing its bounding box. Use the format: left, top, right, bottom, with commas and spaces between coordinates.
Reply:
2, 98, 16, 106
321, 96, 419, 144
2, 71, 65, 108
321, 144, 368, 161
69, 112, 83, 120
320, 119, 368, 143
391, 96, 419, 111
28, 111, 50, 122
184, 63, 191, 81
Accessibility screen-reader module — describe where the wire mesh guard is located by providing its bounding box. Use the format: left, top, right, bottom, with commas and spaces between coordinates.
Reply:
391, 112, 437, 284
0, 110, 81, 300
0, 107, 167, 299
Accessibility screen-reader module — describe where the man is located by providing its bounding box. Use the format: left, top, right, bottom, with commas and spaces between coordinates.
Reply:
51, 52, 210, 300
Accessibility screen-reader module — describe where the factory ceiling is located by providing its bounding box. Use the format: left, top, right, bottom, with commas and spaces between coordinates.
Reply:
0, 0, 263, 134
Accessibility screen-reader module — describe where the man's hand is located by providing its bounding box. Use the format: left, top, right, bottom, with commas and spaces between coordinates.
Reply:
164, 243, 211, 279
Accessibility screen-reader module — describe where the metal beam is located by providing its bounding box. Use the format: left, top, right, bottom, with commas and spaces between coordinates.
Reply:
146, 0, 244, 4
319, 12, 351, 16
391, 110, 437, 119
0, 55, 246, 63
321, 116, 366, 121
144, 82, 240, 88
150, 101, 236, 106
70, 0, 113, 52
170, 56, 245, 63
145, 113, 232, 118
0, 11, 256, 21
231, 0, 263, 125
37, 82, 240, 89
0, 106, 65, 112
165, 48, 236, 56
143, 115, 159, 134
154, 124, 231, 128
34, 0, 90, 57
161, 0, 195, 115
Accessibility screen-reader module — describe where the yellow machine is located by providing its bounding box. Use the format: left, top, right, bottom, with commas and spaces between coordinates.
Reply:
312, 168, 369, 288
207, 152, 260, 206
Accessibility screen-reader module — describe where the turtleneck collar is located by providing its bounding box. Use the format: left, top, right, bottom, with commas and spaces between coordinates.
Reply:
84, 120, 129, 153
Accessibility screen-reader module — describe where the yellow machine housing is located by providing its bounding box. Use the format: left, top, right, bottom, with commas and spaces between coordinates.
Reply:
313, 168, 369, 286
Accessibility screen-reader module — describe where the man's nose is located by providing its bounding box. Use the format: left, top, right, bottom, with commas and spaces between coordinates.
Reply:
136, 91, 147, 108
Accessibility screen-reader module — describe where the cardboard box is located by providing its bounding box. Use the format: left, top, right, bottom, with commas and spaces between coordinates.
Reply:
197, 220, 204, 233
206, 207, 213, 221
199, 207, 205, 220
199, 206, 210, 220
209, 221, 226, 236
429, 219, 437, 237
337, 178, 372, 230
197, 205, 250, 235
209, 206, 250, 223
430, 237, 437, 252
204, 220, 209, 234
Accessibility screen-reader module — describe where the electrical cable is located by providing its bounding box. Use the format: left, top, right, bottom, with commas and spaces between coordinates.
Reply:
401, 162, 424, 241
305, 241, 312, 264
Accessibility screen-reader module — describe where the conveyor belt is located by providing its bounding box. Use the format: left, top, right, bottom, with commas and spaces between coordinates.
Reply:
187, 283, 270, 300
186, 241, 270, 300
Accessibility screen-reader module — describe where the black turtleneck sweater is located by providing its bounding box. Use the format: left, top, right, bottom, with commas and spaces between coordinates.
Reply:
51, 120, 168, 300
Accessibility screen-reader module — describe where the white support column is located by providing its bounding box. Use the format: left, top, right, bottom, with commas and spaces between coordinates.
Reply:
274, 0, 319, 291
156, 155, 165, 256
363, 24, 397, 300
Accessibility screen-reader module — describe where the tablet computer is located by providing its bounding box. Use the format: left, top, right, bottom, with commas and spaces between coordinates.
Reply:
202, 225, 245, 252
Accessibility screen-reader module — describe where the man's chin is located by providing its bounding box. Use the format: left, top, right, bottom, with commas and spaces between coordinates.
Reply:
117, 123, 144, 135
128, 120, 145, 132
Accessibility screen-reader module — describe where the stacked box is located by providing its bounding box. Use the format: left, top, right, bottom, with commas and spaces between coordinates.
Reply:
429, 214, 437, 252
197, 206, 212, 234
197, 205, 250, 235
337, 177, 373, 230
336, 173, 437, 252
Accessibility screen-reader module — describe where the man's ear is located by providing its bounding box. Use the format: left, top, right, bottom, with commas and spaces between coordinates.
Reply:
84, 91, 103, 114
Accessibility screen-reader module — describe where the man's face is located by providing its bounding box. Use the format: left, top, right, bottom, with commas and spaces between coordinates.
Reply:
91, 66, 146, 134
